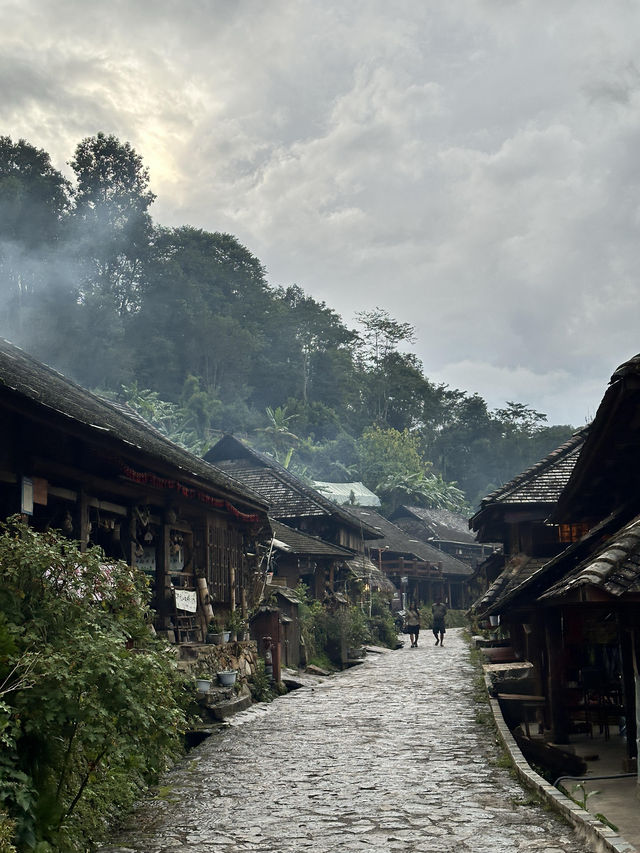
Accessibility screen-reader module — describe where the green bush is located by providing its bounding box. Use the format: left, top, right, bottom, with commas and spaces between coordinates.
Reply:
0, 516, 189, 852
366, 592, 398, 648
295, 585, 397, 666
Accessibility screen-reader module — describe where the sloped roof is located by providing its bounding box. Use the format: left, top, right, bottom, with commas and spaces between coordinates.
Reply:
346, 555, 397, 593
540, 513, 640, 601
344, 506, 472, 576
553, 354, 640, 523
269, 520, 354, 558
474, 428, 588, 514
392, 506, 477, 544
0, 339, 268, 512
471, 555, 548, 616
313, 481, 381, 507
205, 435, 379, 537
483, 510, 627, 614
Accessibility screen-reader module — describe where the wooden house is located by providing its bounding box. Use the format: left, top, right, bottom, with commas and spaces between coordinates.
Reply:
345, 506, 470, 608
470, 360, 640, 780
0, 339, 270, 643
389, 505, 495, 568
204, 434, 382, 597
267, 518, 355, 598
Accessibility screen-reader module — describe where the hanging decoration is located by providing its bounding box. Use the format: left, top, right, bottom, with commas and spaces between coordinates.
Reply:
121, 464, 261, 522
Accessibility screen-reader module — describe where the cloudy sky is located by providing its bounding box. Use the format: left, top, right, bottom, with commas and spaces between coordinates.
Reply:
4, 0, 640, 426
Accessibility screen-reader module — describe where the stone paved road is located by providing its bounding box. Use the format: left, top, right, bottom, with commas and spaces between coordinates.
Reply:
99, 629, 590, 852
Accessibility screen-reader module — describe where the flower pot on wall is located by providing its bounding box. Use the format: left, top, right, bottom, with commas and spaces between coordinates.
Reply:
217, 670, 237, 687
196, 677, 211, 693
207, 631, 230, 645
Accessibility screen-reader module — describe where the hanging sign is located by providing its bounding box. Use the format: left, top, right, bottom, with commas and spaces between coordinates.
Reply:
174, 589, 197, 612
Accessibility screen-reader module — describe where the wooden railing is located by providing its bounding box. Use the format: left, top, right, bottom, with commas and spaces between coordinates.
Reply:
378, 557, 443, 579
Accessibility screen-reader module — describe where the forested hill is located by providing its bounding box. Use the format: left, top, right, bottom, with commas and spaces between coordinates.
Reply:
0, 133, 575, 509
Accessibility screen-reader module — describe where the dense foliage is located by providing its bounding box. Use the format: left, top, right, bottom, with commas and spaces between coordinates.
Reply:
295, 584, 397, 667
0, 134, 576, 508
0, 517, 189, 852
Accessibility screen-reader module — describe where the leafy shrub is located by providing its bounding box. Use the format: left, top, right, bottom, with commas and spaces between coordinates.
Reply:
0, 516, 189, 851
366, 593, 398, 647
295, 584, 397, 666
248, 659, 275, 703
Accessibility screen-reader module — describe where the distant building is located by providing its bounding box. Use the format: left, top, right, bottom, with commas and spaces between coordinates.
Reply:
313, 481, 381, 507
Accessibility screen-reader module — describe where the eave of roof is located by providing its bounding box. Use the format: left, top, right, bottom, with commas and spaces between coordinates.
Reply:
205, 435, 380, 537
344, 506, 472, 576
269, 519, 354, 557
540, 512, 640, 601
470, 428, 588, 532
0, 339, 268, 513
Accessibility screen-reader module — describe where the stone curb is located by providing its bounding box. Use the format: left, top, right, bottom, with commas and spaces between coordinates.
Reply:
488, 696, 637, 853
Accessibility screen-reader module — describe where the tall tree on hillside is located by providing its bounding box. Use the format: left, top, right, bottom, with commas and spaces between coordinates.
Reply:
354, 308, 436, 428
255, 285, 358, 415
130, 227, 269, 408
0, 137, 74, 345
70, 132, 155, 317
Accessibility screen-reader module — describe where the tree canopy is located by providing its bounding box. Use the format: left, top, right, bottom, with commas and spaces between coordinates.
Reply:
0, 133, 576, 510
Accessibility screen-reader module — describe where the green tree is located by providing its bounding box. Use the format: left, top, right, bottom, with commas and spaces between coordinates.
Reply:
357, 426, 429, 491
70, 132, 155, 317
130, 226, 268, 403
0, 137, 75, 348
0, 517, 188, 851
375, 470, 469, 514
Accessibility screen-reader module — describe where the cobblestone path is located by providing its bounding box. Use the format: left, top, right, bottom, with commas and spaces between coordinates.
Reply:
100, 629, 590, 852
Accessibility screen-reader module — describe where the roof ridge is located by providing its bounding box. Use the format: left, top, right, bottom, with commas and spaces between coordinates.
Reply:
211, 435, 380, 534
479, 426, 589, 506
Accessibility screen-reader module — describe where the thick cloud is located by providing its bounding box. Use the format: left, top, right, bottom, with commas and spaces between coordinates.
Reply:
3, 0, 640, 424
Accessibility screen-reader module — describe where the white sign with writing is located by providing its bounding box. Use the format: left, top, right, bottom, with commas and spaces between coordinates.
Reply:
174, 589, 197, 613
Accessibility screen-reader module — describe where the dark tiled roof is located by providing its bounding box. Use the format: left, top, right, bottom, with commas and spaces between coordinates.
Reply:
269, 520, 354, 557
0, 339, 268, 510
393, 506, 478, 544
213, 460, 325, 518
205, 435, 379, 536
471, 555, 548, 616
344, 507, 472, 576
476, 428, 588, 509
553, 354, 640, 523
540, 513, 640, 600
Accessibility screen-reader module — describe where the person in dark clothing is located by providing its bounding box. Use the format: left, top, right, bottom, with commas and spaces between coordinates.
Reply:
432, 600, 447, 646
405, 604, 421, 648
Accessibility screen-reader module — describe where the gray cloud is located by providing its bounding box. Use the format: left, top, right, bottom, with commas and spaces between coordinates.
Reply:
3, 0, 640, 424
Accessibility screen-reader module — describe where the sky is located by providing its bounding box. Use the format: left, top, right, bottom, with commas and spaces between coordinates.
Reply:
3, 0, 640, 427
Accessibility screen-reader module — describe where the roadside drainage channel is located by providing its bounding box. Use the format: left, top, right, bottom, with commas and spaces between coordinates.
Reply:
488, 696, 637, 853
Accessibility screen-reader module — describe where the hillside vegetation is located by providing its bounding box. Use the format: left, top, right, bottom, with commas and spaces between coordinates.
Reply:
0, 134, 575, 508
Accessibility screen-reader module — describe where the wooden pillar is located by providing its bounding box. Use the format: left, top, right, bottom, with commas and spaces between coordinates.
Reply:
77, 490, 90, 552
620, 626, 637, 763
123, 508, 137, 567
156, 523, 172, 628
545, 607, 569, 743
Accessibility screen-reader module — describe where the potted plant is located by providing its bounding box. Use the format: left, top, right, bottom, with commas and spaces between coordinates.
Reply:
195, 674, 212, 692
226, 610, 248, 641
207, 618, 230, 645
217, 669, 237, 687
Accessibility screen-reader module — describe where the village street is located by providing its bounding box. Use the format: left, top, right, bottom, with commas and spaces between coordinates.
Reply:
99, 629, 588, 853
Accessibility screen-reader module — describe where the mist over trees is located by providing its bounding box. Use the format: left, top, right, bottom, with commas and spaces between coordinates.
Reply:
0, 134, 576, 509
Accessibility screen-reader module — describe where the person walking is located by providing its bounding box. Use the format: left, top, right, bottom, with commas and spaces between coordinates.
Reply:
432, 599, 447, 646
405, 603, 421, 648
